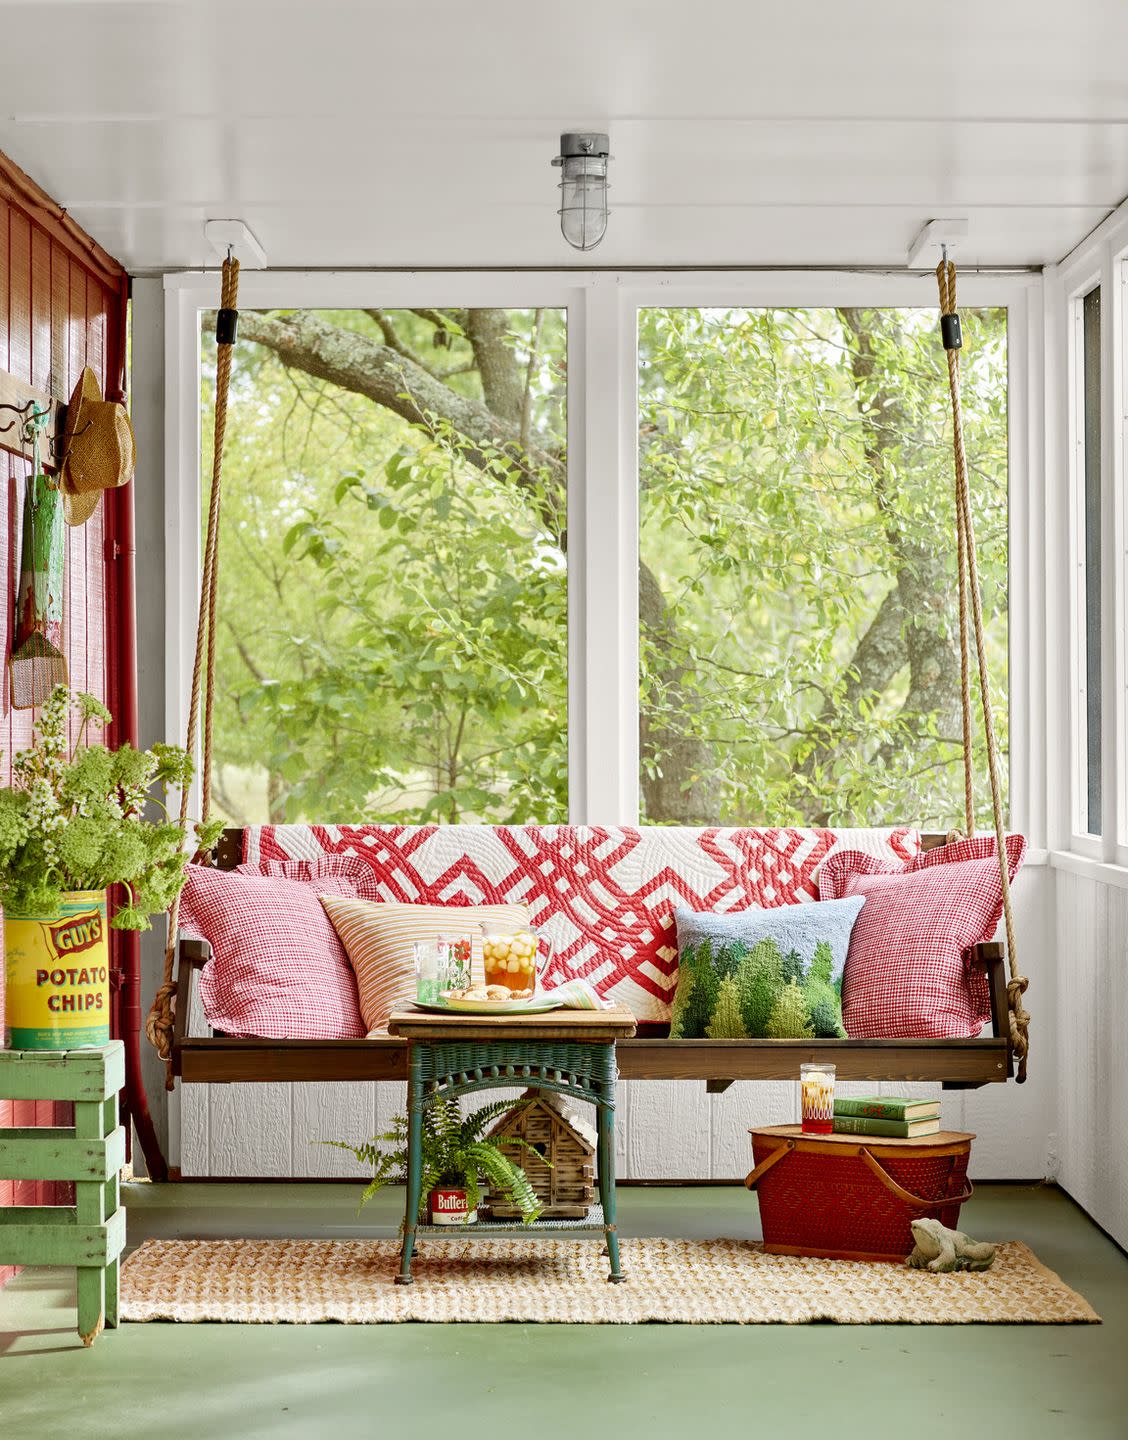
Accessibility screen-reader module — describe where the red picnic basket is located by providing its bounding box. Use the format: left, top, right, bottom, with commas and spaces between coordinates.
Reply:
746, 1125, 975, 1263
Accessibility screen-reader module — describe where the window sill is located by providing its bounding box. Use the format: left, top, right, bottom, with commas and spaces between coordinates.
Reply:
1049, 849, 1128, 890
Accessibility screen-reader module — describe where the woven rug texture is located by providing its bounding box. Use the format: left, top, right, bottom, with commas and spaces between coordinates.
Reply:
120, 1237, 1099, 1325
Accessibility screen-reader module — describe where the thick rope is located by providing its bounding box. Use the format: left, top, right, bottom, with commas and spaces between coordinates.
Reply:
937, 259, 1030, 1082
936, 264, 975, 841
145, 256, 239, 1079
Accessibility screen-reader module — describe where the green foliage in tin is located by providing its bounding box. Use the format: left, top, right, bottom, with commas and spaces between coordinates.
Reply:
0, 686, 223, 926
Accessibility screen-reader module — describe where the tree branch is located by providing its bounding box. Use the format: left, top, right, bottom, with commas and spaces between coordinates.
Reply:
211, 308, 565, 534
520, 308, 545, 452
364, 309, 435, 376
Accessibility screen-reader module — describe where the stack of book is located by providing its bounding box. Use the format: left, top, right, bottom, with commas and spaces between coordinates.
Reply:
831, 1095, 941, 1138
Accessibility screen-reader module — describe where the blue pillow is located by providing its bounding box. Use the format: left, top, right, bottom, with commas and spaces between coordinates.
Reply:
670, 897, 865, 1039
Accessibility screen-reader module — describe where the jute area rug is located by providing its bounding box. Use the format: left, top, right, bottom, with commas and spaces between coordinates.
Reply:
120, 1237, 1099, 1325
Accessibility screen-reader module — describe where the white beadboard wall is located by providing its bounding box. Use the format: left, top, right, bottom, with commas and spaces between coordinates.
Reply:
1055, 869, 1128, 1251
179, 865, 1057, 1183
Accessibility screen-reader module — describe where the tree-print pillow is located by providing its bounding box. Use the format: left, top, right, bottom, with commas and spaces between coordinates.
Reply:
670, 897, 866, 1039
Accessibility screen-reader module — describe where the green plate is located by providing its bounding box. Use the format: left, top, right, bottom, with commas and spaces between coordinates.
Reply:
409, 995, 566, 1016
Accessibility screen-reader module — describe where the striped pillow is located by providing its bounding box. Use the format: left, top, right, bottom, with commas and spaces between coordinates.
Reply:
319, 897, 531, 1035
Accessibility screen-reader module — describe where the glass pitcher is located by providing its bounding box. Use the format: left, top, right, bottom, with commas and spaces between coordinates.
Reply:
480, 927, 551, 998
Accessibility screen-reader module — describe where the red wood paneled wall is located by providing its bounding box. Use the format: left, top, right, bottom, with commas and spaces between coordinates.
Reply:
0, 163, 127, 1287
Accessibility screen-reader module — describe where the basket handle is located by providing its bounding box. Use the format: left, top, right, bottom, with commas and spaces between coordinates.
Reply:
744, 1138, 796, 1189
859, 1146, 975, 1209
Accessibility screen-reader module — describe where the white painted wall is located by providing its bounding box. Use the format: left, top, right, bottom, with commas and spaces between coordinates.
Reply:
178, 863, 1057, 1182
1054, 868, 1128, 1249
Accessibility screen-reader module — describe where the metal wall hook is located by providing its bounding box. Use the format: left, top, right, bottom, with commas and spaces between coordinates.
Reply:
0, 398, 51, 440
47, 419, 91, 459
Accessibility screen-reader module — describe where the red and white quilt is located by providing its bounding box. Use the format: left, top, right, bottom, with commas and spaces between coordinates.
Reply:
244, 825, 919, 1022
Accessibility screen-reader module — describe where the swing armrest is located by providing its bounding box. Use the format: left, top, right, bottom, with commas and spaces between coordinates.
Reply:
969, 942, 1009, 1047
173, 935, 213, 1052
179, 936, 212, 969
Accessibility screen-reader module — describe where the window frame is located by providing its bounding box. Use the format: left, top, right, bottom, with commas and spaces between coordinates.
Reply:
1057, 212, 1128, 867
164, 268, 1039, 839
1064, 272, 1105, 854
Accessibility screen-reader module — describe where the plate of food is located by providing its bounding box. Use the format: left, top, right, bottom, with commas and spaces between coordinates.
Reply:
412, 984, 566, 1016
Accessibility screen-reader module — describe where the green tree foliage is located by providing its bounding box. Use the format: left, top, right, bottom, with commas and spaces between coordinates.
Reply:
808, 939, 835, 985
766, 979, 816, 1040
638, 306, 1008, 828
737, 938, 784, 1037
802, 941, 846, 1038
670, 937, 722, 1038
203, 309, 568, 824
203, 303, 1007, 830
706, 974, 746, 1039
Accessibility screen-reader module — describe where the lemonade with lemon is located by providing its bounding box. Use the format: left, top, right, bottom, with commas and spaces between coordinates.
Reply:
481, 928, 541, 996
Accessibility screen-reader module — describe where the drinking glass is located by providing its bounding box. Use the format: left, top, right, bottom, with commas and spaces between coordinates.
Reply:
413, 940, 441, 1005
437, 934, 472, 993
800, 1062, 836, 1135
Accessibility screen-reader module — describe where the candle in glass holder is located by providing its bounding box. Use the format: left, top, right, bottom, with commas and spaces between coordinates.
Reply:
800, 1063, 836, 1134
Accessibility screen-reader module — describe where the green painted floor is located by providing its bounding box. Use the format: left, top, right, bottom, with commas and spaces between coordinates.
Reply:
1, 1182, 1125, 1440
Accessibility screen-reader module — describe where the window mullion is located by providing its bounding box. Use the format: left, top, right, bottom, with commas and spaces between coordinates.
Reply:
570, 281, 638, 825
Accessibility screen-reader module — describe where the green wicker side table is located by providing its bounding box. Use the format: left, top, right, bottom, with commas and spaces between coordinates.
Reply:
387, 1006, 637, 1286
0, 1041, 126, 1346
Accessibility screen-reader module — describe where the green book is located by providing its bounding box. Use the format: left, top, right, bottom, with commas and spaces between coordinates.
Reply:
832, 1115, 941, 1139
833, 1095, 941, 1121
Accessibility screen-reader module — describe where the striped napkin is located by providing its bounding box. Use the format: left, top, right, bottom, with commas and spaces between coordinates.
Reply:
540, 978, 610, 1010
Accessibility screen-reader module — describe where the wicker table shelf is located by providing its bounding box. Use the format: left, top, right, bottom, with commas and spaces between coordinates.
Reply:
415, 1203, 607, 1239
0, 1042, 125, 1346
387, 1006, 636, 1284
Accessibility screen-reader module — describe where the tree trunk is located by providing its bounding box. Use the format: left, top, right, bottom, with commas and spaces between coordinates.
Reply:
638, 560, 724, 822
791, 308, 963, 824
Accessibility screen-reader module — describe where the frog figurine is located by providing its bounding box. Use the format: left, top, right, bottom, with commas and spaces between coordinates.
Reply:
906, 1217, 997, 1273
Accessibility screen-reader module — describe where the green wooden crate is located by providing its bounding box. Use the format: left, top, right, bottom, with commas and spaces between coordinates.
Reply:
0, 1206, 126, 1267
0, 1125, 126, 1182
0, 1041, 125, 1346
0, 1044, 125, 1103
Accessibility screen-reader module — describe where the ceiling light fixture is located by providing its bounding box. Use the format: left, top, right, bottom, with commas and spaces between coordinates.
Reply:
551, 133, 611, 252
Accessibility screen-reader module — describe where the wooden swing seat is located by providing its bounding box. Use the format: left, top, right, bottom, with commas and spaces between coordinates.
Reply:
169, 830, 1012, 1092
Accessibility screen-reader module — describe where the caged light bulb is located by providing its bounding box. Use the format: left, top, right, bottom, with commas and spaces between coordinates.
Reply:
552, 133, 610, 252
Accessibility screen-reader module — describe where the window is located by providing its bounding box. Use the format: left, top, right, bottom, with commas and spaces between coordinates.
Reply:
638, 305, 1009, 828
200, 306, 568, 825
1080, 285, 1102, 836
170, 273, 1026, 839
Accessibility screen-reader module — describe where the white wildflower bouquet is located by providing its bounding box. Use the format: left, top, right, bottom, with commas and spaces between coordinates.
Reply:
0, 686, 222, 926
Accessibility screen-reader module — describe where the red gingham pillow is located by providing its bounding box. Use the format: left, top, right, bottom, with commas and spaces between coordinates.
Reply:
182, 860, 376, 1039
818, 835, 1026, 1039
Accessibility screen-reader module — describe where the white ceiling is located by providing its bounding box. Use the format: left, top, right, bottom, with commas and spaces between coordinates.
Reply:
1, 0, 1125, 272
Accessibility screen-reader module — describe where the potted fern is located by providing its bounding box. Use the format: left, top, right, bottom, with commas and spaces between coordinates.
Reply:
329, 1098, 544, 1225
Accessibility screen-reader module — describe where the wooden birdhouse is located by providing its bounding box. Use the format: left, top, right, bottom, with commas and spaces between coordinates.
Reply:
484, 1089, 596, 1219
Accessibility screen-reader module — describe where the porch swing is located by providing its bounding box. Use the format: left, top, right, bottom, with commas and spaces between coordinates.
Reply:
145, 257, 1030, 1096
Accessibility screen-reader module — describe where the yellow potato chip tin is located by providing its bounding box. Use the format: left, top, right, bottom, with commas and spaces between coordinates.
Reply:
3, 890, 110, 1049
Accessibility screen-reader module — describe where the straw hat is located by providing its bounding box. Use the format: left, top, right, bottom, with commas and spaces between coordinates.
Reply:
60, 367, 136, 526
